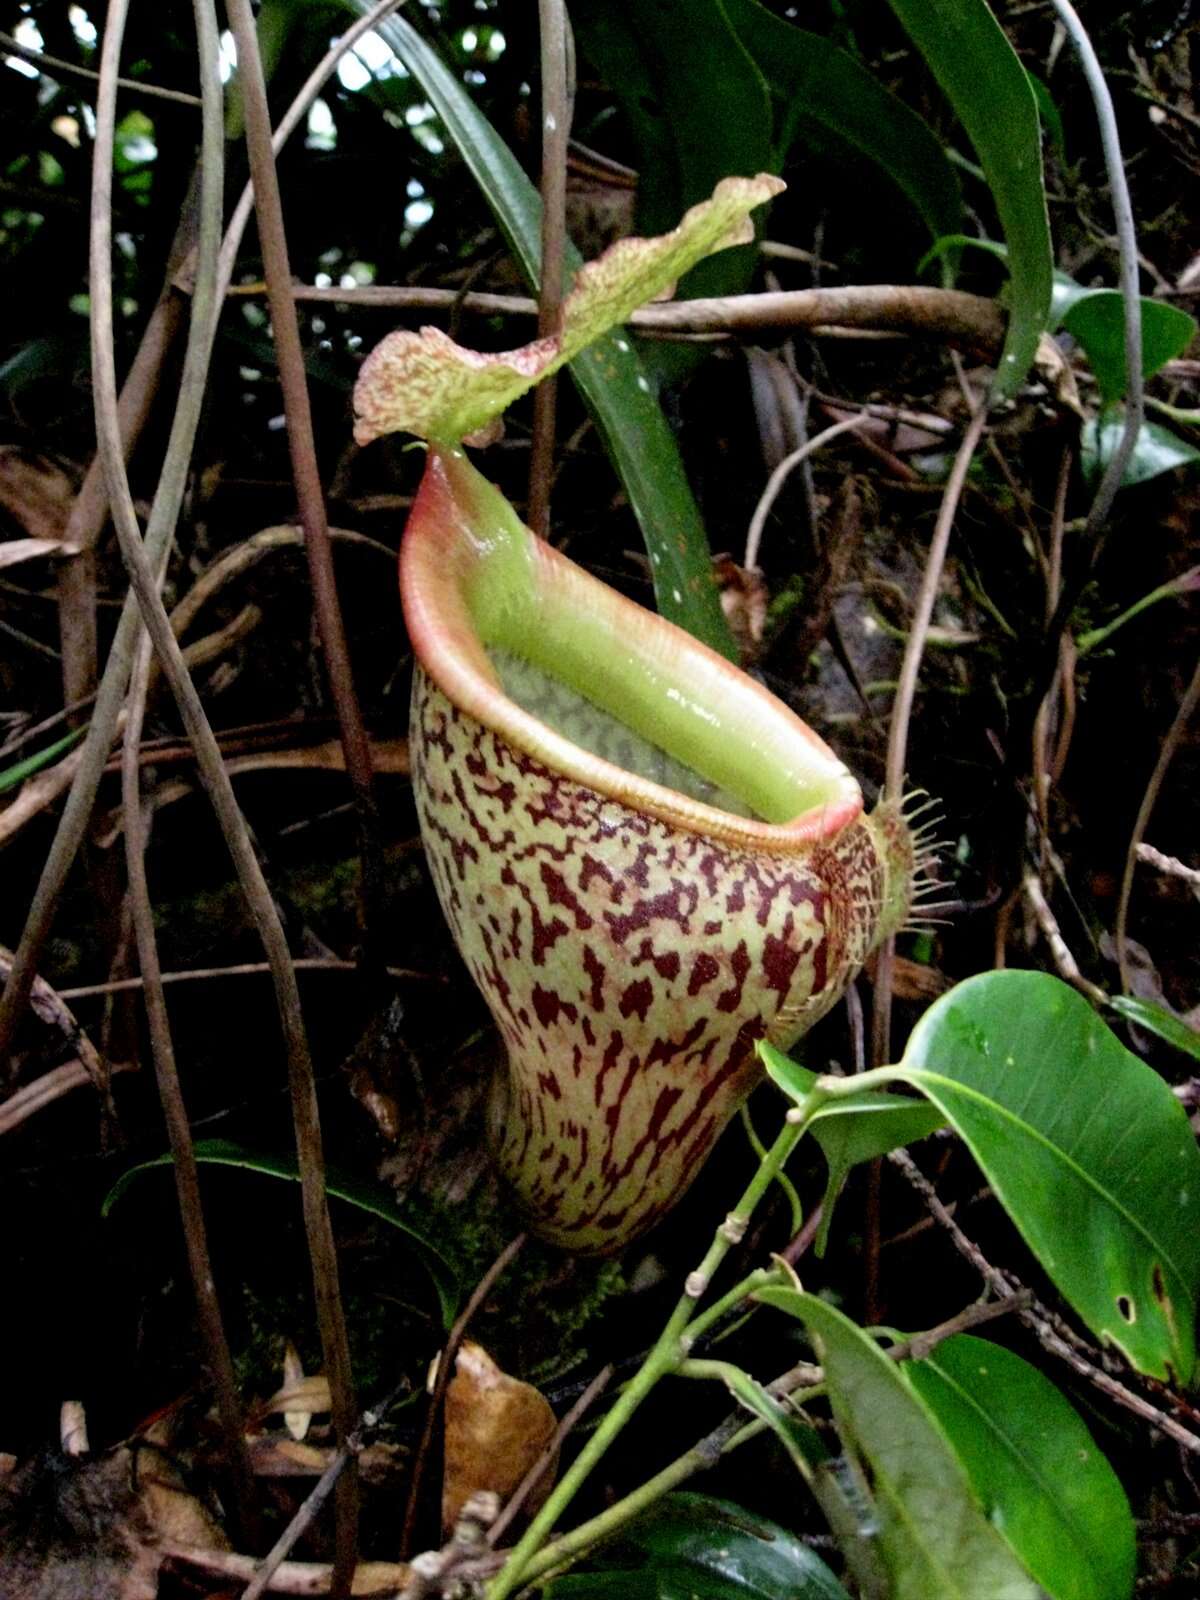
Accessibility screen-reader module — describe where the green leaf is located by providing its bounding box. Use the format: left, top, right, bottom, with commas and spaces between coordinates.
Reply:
572, 1, 771, 301
0, 726, 85, 796
1081, 412, 1200, 488
353, 175, 781, 446
885, 971, 1200, 1381
359, 5, 738, 660
1025, 70, 1066, 160
543, 1492, 850, 1600
723, 0, 963, 276
1053, 283, 1197, 401
758, 1290, 1040, 1599
759, 1042, 944, 1252
718, 1362, 828, 1473
919, 234, 1009, 274
886, 0, 1053, 399
907, 1335, 1135, 1600
103, 1137, 459, 1328
1110, 996, 1200, 1067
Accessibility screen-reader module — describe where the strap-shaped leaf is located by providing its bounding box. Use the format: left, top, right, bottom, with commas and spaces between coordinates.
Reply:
886, 0, 1052, 398
359, 5, 740, 658
103, 1137, 459, 1328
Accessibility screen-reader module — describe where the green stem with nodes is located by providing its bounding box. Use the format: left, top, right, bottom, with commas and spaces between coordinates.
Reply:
486, 1093, 829, 1600
506, 1375, 827, 1592
682, 1268, 782, 1347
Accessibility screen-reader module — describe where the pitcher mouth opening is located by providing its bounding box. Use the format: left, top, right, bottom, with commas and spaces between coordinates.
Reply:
402, 447, 863, 851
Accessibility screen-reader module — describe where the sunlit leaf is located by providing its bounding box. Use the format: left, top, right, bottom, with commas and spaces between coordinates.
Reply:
908, 1335, 1135, 1600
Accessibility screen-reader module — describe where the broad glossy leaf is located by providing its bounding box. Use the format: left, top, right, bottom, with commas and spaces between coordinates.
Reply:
103, 1137, 459, 1327
724, 0, 963, 275
759, 1042, 944, 1251
907, 1334, 1135, 1600
1052, 282, 1197, 400
886, 971, 1200, 1380
1082, 412, 1200, 488
886, 0, 1052, 398
362, 6, 738, 659
759, 1290, 1039, 1600
1110, 996, 1200, 1067
544, 1492, 849, 1600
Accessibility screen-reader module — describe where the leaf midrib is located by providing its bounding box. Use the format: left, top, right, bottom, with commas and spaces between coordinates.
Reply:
891, 1067, 1190, 1305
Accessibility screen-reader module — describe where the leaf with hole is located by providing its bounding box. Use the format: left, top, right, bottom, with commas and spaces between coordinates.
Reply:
103, 1137, 459, 1328
881, 970, 1200, 1380
907, 1334, 1135, 1600
758, 1290, 1040, 1599
885, 0, 1052, 398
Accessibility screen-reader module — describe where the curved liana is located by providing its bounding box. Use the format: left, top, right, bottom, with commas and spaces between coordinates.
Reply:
401, 447, 915, 1252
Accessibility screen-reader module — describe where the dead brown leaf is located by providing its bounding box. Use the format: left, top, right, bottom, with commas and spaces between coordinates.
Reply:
0, 448, 76, 544
439, 1340, 557, 1535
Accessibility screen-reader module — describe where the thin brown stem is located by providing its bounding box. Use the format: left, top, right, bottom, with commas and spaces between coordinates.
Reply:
527, 0, 571, 539
88, 0, 358, 1587
872, 402, 988, 1066
227, 0, 383, 984
0, 29, 203, 105
58, 266, 188, 710
1115, 653, 1200, 993
215, 0, 406, 301
121, 618, 256, 1526
227, 282, 1005, 348
0, 0, 407, 1069
57, 958, 439, 1002
402, 1233, 527, 1557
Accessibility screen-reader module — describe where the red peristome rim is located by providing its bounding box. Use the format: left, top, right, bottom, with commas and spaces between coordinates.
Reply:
401, 448, 863, 852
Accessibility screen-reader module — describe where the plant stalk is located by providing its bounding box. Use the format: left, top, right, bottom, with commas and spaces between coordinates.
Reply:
486, 1098, 825, 1600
